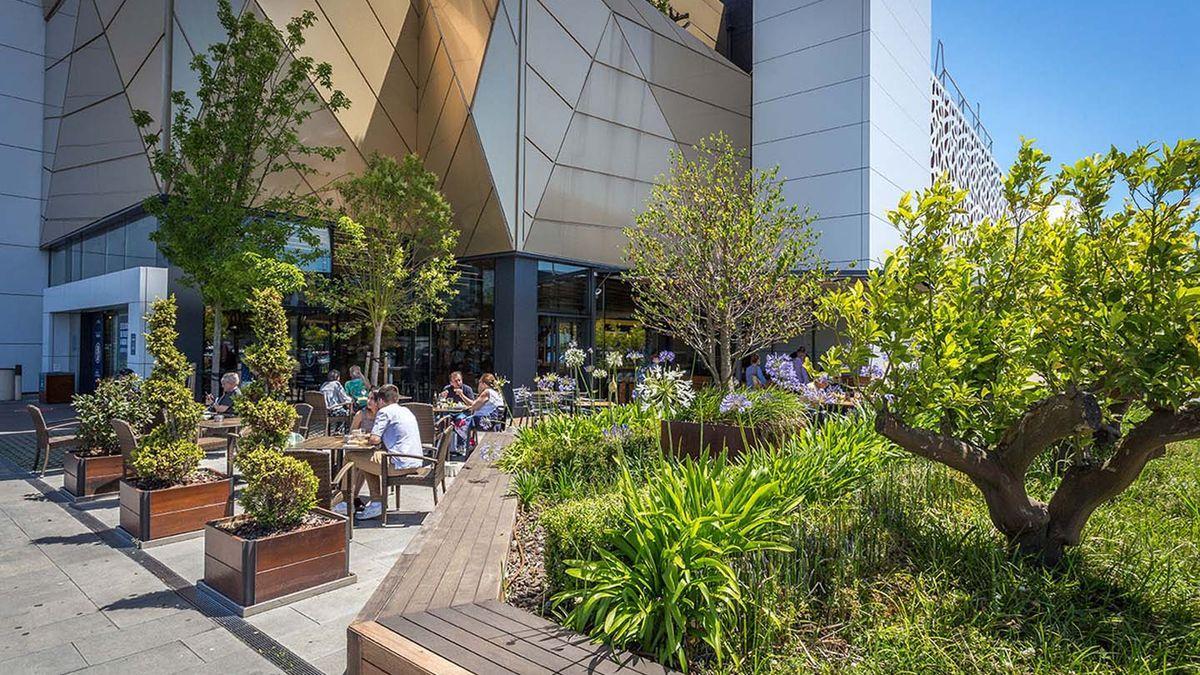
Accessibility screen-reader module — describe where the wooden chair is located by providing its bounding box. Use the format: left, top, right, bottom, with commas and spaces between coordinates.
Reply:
380, 424, 453, 524
28, 405, 78, 475
402, 402, 437, 447
304, 390, 352, 436
111, 419, 138, 478
283, 448, 332, 507
293, 402, 313, 437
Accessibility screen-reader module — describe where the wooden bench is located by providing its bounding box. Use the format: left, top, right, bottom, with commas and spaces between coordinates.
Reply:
347, 451, 673, 674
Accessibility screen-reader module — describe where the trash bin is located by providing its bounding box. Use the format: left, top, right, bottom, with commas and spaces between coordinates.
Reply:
41, 372, 75, 404
0, 368, 13, 401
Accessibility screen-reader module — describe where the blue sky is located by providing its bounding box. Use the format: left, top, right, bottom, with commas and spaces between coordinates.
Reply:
932, 1, 1199, 171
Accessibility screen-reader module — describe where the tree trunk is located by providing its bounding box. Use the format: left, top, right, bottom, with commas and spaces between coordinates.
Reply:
717, 327, 732, 388
210, 303, 223, 398
370, 321, 384, 386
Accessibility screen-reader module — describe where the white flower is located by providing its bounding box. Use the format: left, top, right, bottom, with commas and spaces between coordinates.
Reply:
633, 365, 695, 417
591, 368, 609, 380
563, 342, 586, 369
604, 351, 624, 369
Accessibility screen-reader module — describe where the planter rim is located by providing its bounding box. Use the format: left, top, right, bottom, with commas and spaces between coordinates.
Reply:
120, 471, 230, 494
205, 507, 347, 543
67, 449, 122, 459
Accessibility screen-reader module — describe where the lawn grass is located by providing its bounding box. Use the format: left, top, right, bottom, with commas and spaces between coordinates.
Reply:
726, 440, 1200, 674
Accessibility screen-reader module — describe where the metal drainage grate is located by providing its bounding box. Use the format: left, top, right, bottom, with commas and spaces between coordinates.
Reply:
15, 466, 327, 675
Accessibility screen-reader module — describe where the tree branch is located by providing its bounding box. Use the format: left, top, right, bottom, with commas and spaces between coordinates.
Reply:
874, 408, 1005, 485
996, 390, 1102, 476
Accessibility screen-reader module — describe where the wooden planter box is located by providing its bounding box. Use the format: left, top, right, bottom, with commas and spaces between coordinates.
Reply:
118, 474, 232, 543
660, 419, 777, 458
63, 452, 124, 499
202, 508, 351, 613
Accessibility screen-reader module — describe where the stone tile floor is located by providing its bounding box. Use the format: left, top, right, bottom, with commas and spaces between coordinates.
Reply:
0, 398, 507, 674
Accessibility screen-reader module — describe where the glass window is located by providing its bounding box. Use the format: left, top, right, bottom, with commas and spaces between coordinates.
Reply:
537, 261, 589, 315
82, 233, 105, 278
126, 215, 158, 267
106, 226, 125, 273
49, 247, 66, 286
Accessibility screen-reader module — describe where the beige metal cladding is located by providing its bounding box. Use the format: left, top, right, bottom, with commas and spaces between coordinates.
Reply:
40, 0, 749, 268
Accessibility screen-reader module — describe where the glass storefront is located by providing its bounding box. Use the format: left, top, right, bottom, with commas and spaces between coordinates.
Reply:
49, 214, 165, 287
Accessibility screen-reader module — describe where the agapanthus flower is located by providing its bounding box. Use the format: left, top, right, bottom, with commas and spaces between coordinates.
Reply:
563, 342, 586, 369
719, 393, 753, 414
604, 351, 624, 369
625, 350, 644, 361
859, 363, 885, 379
493, 374, 509, 389
602, 424, 631, 440
765, 353, 802, 392
657, 350, 676, 364
591, 368, 609, 380
633, 365, 695, 417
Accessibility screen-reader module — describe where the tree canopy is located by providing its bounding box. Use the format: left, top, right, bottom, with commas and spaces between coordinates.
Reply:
820, 138, 1200, 562
624, 132, 826, 386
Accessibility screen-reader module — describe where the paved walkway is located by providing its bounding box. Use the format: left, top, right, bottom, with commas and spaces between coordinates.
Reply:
0, 400, 513, 674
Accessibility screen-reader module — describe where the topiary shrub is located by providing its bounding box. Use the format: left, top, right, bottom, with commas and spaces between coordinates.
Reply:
73, 375, 153, 456
236, 447, 318, 530
233, 287, 317, 532
131, 296, 206, 485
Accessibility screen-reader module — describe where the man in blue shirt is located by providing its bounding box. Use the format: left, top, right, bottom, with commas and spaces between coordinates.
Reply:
744, 354, 766, 388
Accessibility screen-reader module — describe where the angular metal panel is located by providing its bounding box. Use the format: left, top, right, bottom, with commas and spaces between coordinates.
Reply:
462, 189, 510, 256
124, 37, 163, 135
441, 120, 508, 248
649, 82, 750, 149
52, 95, 146, 171
594, 13, 643, 79
537, 0, 610, 55
524, 217, 627, 266
617, 15, 749, 115
523, 142, 554, 233
575, 63, 674, 139
43, 154, 157, 241
471, 1, 518, 233
522, 67, 572, 159
45, 0, 81, 66
73, 0, 103, 48
62, 33, 124, 115
526, 0, 590, 105
94, 0, 122, 26
534, 164, 650, 229
556, 113, 676, 184
417, 42, 454, 158
424, 0, 493, 105
106, 0, 163, 84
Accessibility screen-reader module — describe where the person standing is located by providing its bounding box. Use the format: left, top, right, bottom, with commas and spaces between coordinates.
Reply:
744, 354, 766, 388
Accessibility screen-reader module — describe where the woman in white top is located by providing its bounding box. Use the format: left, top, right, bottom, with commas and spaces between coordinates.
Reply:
452, 373, 505, 449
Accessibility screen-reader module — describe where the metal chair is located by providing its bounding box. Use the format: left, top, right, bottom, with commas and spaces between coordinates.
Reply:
27, 405, 78, 475
293, 402, 313, 437
111, 419, 138, 478
380, 423, 454, 524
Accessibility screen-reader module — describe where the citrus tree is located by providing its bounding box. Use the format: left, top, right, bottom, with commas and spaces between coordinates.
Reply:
624, 132, 825, 387
821, 139, 1200, 563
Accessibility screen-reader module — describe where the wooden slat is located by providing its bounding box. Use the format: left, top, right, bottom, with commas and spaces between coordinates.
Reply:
426, 463, 508, 609
403, 610, 559, 675
429, 606, 599, 675
384, 614, 518, 674
473, 477, 516, 603
457, 603, 632, 675
352, 620, 473, 675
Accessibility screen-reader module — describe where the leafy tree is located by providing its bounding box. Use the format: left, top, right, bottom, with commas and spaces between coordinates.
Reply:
820, 139, 1200, 563
624, 132, 825, 387
314, 153, 459, 384
132, 296, 206, 485
235, 287, 317, 530
134, 0, 348, 396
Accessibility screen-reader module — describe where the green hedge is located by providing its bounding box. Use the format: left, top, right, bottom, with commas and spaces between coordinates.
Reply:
540, 492, 622, 593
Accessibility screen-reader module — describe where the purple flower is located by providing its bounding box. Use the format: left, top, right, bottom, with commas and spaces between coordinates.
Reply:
603, 424, 631, 440
657, 350, 675, 364
719, 393, 753, 414
765, 353, 803, 392
859, 363, 885, 379
625, 350, 644, 361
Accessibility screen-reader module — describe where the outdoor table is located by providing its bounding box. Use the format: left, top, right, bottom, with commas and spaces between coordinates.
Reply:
198, 416, 242, 479
432, 404, 468, 419
294, 434, 376, 537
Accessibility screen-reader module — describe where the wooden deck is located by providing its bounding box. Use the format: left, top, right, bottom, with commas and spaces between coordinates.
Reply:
348, 449, 672, 674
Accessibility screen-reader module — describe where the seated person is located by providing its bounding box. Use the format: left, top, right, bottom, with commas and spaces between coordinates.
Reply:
319, 369, 354, 415
335, 385, 423, 521
451, 373, 505, 448
349, 388, 380, 434
344, 365, 369, 409
441, 370, 476, 406
205, 372, 241, 414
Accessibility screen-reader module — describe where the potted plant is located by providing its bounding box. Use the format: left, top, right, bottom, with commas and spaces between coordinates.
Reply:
656, 379, 808, 459
64, 375, 152, 499
201, 288, 352, 615
119, 296, 232, 545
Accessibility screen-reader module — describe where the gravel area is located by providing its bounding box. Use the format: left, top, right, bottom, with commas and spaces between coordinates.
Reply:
505, 504, 550, 614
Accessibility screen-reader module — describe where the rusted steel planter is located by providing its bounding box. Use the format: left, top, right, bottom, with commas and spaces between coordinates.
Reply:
63, 452, 124, 499
118, 473, 233, 544
660, 419, 780, 458
201, 508, 352, 615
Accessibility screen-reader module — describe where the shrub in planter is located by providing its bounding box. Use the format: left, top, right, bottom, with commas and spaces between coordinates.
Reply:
664, 387, 809, 458
66, 375, 153, 497
120, 296, 229, 542
203, 288, 349, 612
540, 492, 621, 593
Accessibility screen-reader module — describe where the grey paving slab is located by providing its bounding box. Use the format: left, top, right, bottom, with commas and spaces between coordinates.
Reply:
72, 640, 204, 674
176, 647, 287, 674
309, 649, 349, 675
0, 642, 87, 675
246, 605, 320, 636
181, 626, 257, 663
70, 607, 213, 665
98, 588, 194, 629
0, 611, 117, 662
0, 588, 97, 633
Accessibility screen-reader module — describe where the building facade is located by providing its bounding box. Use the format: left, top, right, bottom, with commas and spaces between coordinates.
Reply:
0, 0, 1000, 397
